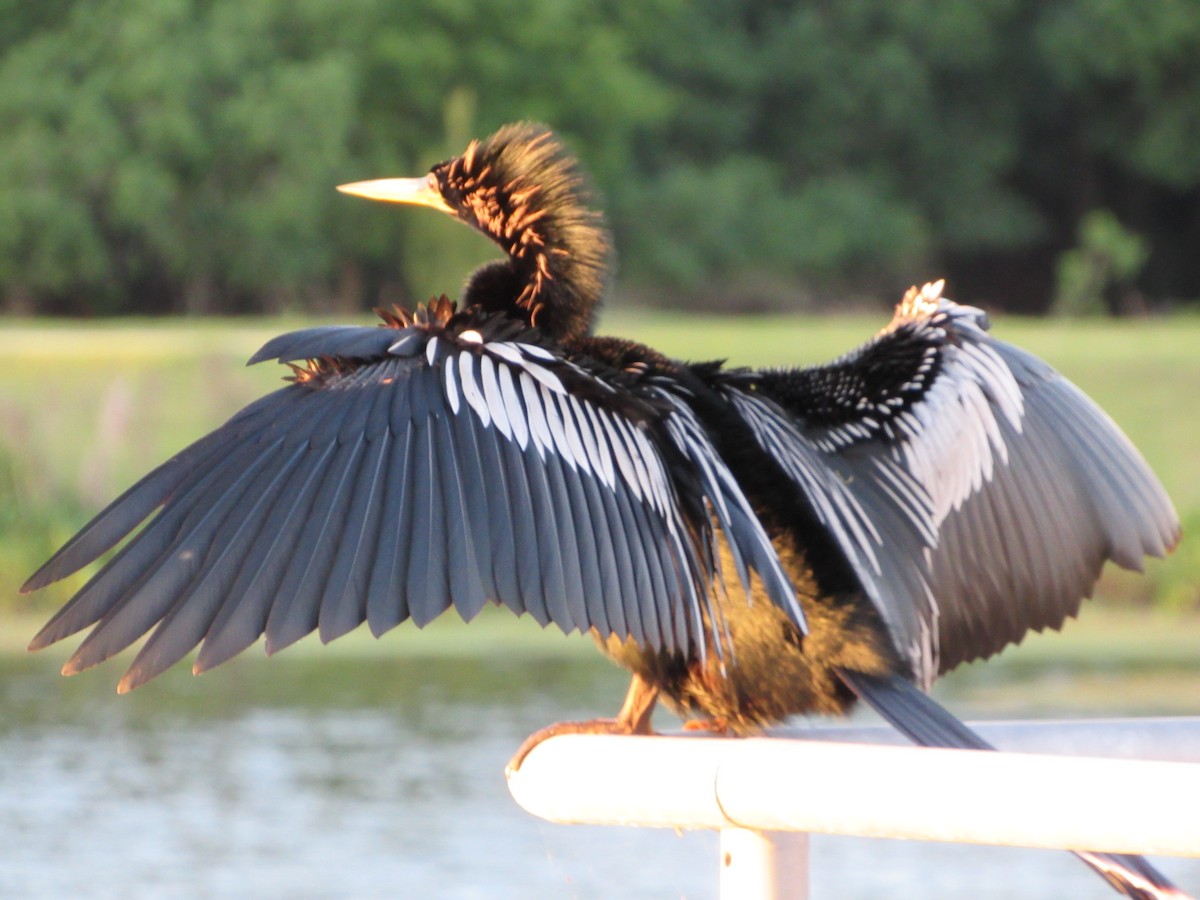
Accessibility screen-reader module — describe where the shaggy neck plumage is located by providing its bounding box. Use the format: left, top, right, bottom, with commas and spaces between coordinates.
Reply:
435, 123, 611, 342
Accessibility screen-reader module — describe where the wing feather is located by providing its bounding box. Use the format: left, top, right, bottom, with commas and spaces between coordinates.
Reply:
365, 427, 416, 637
318, 429, 392, 643
608, 477, 664, 650
740, 282, 1178, 682
405, 420, 450, 627
22, 389, 303, 593
121, 441, 312, 689
34, 434, 271, 655
544, 448, 604, 628
432, 409, 490, 621
65, 435, 288, 675
490, 421, 552, 625
451, 410, 518, 612
513, 434, 573, 633
263, 434, 366, 653
195, 440, 341, 672
247, 325, 397, 365
29, 312, 803, 685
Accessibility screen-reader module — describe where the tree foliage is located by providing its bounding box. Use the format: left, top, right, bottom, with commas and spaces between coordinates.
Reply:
0, 0, 1198, 315
1052, 209, 1150, 316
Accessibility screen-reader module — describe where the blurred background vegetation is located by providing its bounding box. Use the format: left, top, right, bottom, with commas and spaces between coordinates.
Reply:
1, 0, 1198, 618
2, 0, 1200, 316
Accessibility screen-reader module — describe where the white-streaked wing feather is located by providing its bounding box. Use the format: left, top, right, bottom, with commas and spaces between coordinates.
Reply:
736, 282, 1178, 684
27, 318, 801, 689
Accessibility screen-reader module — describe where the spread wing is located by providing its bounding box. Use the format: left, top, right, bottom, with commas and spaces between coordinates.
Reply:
26, 304, 799, 691
725, 281, 1179, 685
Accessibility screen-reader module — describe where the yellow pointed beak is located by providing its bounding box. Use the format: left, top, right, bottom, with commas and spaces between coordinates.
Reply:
336, 175, 453, 214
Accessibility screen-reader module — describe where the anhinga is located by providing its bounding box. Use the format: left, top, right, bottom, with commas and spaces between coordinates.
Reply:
25, 123, 1186, 899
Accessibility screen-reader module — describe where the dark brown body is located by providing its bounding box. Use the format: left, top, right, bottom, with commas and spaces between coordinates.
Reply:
600, 530, 901, 733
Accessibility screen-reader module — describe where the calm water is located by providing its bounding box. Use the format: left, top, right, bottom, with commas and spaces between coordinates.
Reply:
1, 634, 1197, 899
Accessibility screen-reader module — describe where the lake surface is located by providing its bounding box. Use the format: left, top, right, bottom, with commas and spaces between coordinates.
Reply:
1, 626, 1197, 899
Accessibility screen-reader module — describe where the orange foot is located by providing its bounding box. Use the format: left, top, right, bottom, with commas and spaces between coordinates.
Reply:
507, 717, 655, 774
682, 717, 730, 734
507, 672, 660, 774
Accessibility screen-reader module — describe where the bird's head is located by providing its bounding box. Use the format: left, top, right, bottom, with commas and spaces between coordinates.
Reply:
339, 123, 611, 341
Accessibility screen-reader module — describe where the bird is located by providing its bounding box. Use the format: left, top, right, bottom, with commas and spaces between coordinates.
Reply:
24, 123, 1186, 899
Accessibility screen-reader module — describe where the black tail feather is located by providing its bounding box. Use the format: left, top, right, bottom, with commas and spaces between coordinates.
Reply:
836, 669, 1191, 900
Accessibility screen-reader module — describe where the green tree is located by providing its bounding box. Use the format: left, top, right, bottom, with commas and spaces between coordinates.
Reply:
1032, 0, 1200, 305
1052, 210, 1150, 316
0, 0, 358, 314
3, 0, 1200, 314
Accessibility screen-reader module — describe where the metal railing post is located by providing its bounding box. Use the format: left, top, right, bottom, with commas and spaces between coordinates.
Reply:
720, 829, 810, 900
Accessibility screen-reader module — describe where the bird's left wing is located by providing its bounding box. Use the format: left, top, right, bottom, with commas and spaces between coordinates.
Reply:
720, 282, 1179, 685
25, 301, 798, 691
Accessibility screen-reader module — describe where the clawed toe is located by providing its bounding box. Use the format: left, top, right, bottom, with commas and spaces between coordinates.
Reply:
507, 673, 661, 774
507, 717, 652, 774
682, 717, 730, 734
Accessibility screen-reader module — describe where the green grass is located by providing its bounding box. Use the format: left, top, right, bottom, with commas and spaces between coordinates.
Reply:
1, 309, 1198, 619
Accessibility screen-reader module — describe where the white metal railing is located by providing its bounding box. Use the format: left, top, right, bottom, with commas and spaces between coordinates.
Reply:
506, 718, 1200, 899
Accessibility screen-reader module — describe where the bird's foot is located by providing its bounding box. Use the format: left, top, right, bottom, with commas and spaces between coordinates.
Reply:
507, 672, 660, 774
507, 717, 655, 774
682, 716, 730, 734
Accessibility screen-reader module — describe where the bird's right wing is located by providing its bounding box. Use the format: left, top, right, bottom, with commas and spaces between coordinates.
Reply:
25, 301, 798, 692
